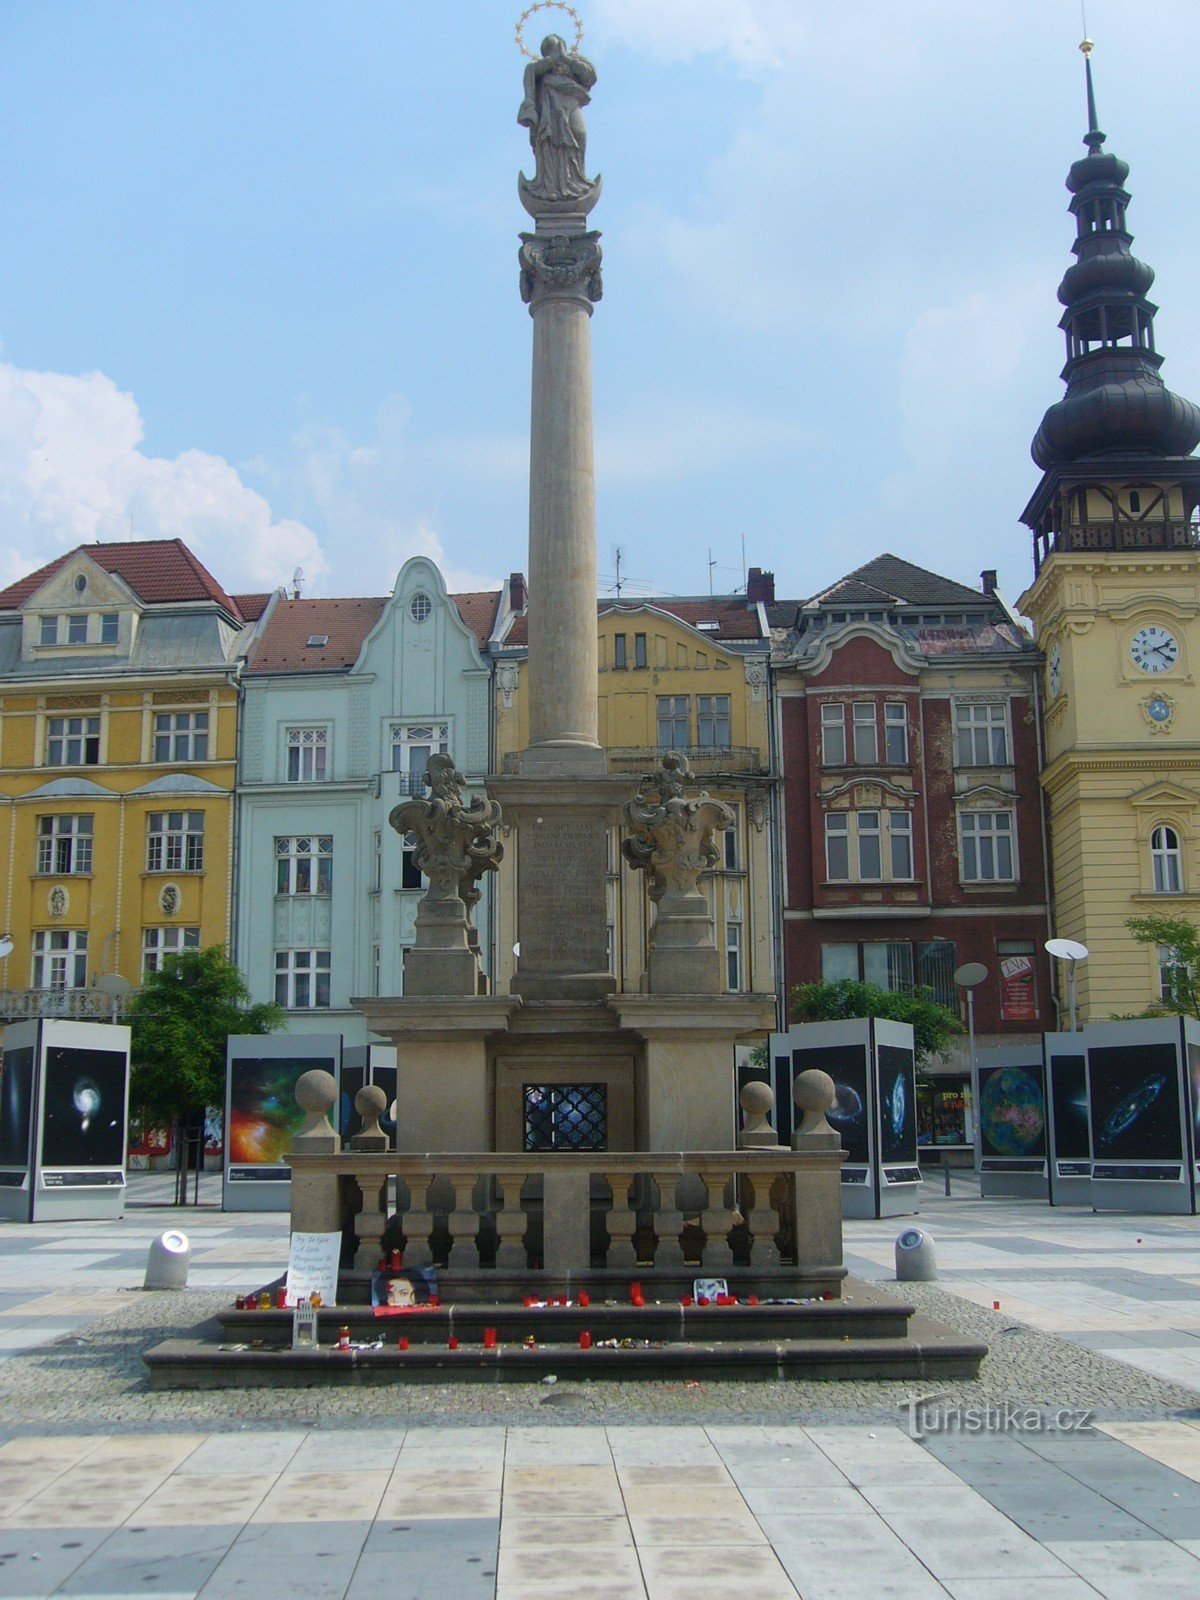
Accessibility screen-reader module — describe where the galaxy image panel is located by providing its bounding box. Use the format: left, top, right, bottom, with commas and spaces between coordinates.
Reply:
41, 1047, 126, 1169
0, 1047, 35, 1168
791, 1044, 870, 1165
1088, 1043, 1182, 1162
877, 1043, 917, 1165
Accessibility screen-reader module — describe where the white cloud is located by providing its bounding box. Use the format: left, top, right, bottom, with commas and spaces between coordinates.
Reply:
594, 0, 809, 71
0, 355, 326, 595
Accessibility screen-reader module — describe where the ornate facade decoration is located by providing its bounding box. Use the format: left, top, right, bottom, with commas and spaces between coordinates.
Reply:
519, 230, 602, 308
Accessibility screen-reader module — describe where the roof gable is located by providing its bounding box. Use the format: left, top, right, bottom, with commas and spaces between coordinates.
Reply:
0, 539, 244, 617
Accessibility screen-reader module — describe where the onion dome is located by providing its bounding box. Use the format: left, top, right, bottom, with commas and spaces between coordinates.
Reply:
1032, 44, 1200, 469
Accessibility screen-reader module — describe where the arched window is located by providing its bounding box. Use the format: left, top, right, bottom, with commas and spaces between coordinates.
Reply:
1151, 825, 1183, 893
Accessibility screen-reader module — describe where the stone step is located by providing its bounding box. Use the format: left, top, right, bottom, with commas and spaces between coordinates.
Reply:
332, 1265, 847, 1304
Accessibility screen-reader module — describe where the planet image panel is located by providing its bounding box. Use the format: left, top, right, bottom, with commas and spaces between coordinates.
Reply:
979, 1066, 1045, 1158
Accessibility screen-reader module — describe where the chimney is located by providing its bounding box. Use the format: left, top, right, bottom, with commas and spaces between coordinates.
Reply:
508, 571, 527, 613
746, 566, 775, 604
980, 569, 998, 596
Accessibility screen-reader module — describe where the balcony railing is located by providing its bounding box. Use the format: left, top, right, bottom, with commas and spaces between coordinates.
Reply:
289, 1147, 843, 1282
1035, 520, 1200, 572
0, 988, 133, 1022
500, 746, 766, 777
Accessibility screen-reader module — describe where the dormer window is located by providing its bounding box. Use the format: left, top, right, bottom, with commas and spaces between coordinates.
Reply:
101, 613, 119, 644
39, 616, 57, 646
67, 615, 88, 645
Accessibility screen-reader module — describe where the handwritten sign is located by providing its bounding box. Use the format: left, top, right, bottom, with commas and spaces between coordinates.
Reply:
285, 1231, 341, 1308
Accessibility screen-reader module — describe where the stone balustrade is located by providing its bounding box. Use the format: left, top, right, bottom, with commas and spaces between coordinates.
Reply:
287, 1146, 844, 1283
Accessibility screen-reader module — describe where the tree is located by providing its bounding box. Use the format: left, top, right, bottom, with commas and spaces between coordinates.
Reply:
1126, 913, 1200, 1019
127, 946, 283, 1200
789, 978, 962, 1068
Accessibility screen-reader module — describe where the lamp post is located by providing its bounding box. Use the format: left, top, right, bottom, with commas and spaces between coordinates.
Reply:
1045, 938, 1089, 1033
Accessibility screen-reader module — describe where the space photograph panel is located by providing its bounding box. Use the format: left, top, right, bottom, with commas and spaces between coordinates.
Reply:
791, 1044, 870, 1165
876, 1043, 918, 1165
228, 1056, 331, 1167
1088, 1043, 1183, 1162
978, 1061, 1047, 1160
0, 1047, 35, 1168
1188, 1043, 1200, 1161
1048, 1052, 1090, 1161
41, 1047, 127, 1169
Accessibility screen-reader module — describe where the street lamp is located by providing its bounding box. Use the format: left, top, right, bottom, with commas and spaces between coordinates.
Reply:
1045, 938, 1089, 1033
953, 961, 988, 1074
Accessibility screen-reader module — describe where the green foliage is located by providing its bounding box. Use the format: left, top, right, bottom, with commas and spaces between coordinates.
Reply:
789, 979, 962, 1066
127, 946, 283, 1123
1126, 913, 1200, 1019
746, 1039, 770, 1070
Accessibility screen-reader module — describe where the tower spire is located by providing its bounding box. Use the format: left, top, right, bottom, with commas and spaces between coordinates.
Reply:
1080, 38, 1104, 154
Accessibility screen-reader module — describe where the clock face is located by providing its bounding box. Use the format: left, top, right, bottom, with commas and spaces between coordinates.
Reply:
1130, 625, 1179, 673
1048, 641, 1061, 697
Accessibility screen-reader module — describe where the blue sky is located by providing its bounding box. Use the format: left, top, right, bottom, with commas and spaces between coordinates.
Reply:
0, 0, 1196, 611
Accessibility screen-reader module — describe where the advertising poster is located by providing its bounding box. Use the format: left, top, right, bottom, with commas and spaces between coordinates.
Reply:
977, 1060, 1047, 1160
41, 1047, 127, 1170
1088, 1043, 1182, 1162
876, 1043, 918, 1165
0, 1047, 35, 1168
228, 1057, 329, 1167
999, 952, 1038, 1023
791, 1044, 870, 1165
1048, 1053, 1090, 1162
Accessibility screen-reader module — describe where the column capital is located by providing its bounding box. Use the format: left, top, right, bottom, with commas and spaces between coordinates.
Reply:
519, 230, 603, 311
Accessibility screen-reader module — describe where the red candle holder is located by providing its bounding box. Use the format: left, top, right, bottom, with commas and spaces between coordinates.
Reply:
748, 1295, 759, 1306
397, 1337, 409, 1351
578, 1291, 590, 1308
483, 1328, 497, 1349
629, 1281, 642, 1302
275, 1289, 288, 1309
389, 1249, 403, 1271
448, 1336, 459, 1351
697, 1296, 710, 1307
681, 1295, 693, 1308
579, 1330, 592, 1350
631, 1294, 645, 1308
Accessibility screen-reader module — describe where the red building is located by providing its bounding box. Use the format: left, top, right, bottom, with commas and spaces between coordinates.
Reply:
770, 555, 1052, 1152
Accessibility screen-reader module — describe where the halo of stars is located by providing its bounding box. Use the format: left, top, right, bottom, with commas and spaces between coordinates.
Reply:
515, 3, 585, 61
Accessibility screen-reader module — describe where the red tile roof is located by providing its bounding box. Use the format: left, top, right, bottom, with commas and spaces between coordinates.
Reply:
0, 538, 246, 617
245, 598, 388, 674
505, 597, 763, 648
453, 591, 500, 649
231, 592, 273, 622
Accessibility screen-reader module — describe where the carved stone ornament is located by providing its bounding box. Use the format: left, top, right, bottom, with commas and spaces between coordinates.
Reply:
519, 230, 602, 308
517, 33, 602, 218
47, 885, 68, 920
388, 753, 503, 996
496, 660, 520, 709
159, 883, 180, 916
622, 752, 734, 994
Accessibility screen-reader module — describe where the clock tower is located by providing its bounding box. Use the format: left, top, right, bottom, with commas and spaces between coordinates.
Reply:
1018, 44, 1200, 1020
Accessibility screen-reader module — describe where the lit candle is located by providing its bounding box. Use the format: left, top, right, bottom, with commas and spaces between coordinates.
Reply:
483, 1328, 497, 1349
578, 1292, 590, 1308
579, 1330, 592, 1350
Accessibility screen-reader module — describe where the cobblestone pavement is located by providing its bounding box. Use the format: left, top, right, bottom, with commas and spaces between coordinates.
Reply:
0, 1173, 1198, 1595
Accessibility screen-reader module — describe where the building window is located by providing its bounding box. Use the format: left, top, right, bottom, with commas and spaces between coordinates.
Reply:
613, 633, 627, 670
863, 941, 914, 992
154, 711, 209, 763
852, 703, 877, 764
820, 703, 846, 766
917, 941, 957, 1008
286, 726, 328, 782
275, 835, 333, 896
147, 811, 205, 873
955, 702, 1009, 766
39, 615, 58, 646
401, 832, 422, 890
46, 716, 100, 767
821, 943, 859, 983
275, 949, 331, 1009
960, 810, 1015, 882
725, 921, 743, 992
32, 930, 87, 990
656, 696, 690, 749
36, 815, 93, 875
634, 633, 647, 669
884, 703, 908, 764
410, 593, 432, 623
889, 810, 913, 879
524, 1084, 607, 1152
391, 723, 448, 790
825, 810, 913, 883
373, 944, 381, 997
697, 695, 731, 748
100, 613, 119, 645
825, 814, 850, 880
66, 614, 88, 645
1151, 825, 1183, 893
1159, 944, 1187, 1005
857, 810, 882, 879
142, 926, 201, 975
722, 816, 739, 872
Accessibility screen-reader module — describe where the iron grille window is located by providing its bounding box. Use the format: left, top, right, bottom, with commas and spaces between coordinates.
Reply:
524, 1083, 607, 1152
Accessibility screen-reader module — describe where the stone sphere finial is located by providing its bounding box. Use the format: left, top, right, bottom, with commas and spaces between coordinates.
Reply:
737, 1077, 779, 1149
294, 1069, 338, 1141
793, 1068, 837, 1139
351, 1084, 390, 1152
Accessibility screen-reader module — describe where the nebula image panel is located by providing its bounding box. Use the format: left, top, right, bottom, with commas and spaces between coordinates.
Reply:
978, 1063, 1047, 1160
792, 1044, 871, 1165
876, 1043, 918, 1165
1088, 1043, 1182, 1162
1048, 1052, 1090, 1161
41, 1047, 127, 1169
228, 1057, 333, 1167
1188, 1043, 1200, 1162
0, 1047, 35, 1168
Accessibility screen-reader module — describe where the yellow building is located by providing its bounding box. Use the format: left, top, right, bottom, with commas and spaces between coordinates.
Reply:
1017, 68, 1200, 1020
0, 540, 267, 1024
494, 591, 776, 999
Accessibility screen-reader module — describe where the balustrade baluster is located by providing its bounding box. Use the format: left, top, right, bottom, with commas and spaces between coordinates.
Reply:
697, 1170, 736, 1272
651, 1170, 687, 1271
353, 1170, 389, 1272
400, 1173, 435, 1268
604, 1170, 639, 1270
446, 1176, 480, 1270
493, 1170, 529, 1272
742, 1171, 782, 1269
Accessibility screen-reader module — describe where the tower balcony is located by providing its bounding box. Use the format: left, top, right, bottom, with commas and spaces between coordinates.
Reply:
1035, 519, 1200, 573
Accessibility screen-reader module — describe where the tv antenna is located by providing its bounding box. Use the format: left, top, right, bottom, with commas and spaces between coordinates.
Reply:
707, 548, 717, 596
291, 567, 305, 599
613, 545, 625, 597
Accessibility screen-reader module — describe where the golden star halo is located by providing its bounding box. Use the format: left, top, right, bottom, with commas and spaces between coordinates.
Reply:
515, 2, 585, 60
